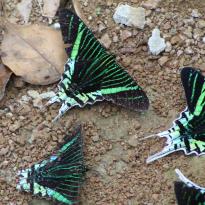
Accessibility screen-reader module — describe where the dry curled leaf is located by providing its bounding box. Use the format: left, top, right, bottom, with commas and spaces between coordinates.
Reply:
1, 23, 67, 85
0, 62, 12, 101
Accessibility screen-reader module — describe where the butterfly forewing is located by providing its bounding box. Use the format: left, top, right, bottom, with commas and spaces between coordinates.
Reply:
58, 9, 111, 61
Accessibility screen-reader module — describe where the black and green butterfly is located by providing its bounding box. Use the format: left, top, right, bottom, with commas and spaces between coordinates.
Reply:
146, 67, 205, 163
17, 126, 85, 205
47, 9, 149, 121
174, 169, 205, 205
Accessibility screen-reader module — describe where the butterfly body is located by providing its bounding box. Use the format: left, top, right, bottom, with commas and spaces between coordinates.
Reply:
47, 9, 149, 121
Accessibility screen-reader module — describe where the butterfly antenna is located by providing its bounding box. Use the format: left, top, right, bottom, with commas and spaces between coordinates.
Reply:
139, 133, 159, 141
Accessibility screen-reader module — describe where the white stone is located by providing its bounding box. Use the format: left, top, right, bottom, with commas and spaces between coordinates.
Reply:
27, 90, 40, 99
203, 37, 205, 43
100, 34, 112, 49
113, 5, 145, 29
148, 28, 166, 55
191, 9, 201, 18
21, 95, 31, 103
39, 91, 56, 99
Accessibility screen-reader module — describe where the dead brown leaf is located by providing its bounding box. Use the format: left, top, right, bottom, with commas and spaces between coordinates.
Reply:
0, 62, 12, 101
1, 23, 67, 85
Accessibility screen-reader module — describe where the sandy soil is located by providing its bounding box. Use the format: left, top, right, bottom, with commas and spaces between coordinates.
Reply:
1, 0, 205, 205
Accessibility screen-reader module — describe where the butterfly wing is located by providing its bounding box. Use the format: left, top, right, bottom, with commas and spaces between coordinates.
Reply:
58, 9, 113, 61
174, 169, 205, 205
17, 126, 85, 205
48, 9, 149, 120
146, 67, 205, 163
174, 182, 205, 205
49, 53, 149, 120
181, 67, 205, 115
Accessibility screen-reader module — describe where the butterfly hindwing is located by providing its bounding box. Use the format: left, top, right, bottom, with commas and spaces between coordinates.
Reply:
146, 67, 205, 163
17, 126, 85, 205
174, 181, 205, 205
174, 169, 205, 205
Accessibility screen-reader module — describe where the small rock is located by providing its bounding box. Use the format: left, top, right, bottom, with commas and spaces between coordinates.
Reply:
0, 136, 6, 145
98, 23, 106, 32
100, 33, 112, 49
158, 56, 169, 66
197, 20, 205, 29
0, 147, 9, 156
177, 50, 183, 56
120, 30, 132, 41
191, 9, 201, 18
163, 22, 171, 30
88, 16, 93, 21
27, 90, 40, 99
5, 112, 13, 118
170, 35, 181, 45
127, 135, 138, 147
152, 194, 159, 200
203, 37, 205, 43
135, 121, 141, 130
21, 95, 31, 103
113, 5, 145, 29
193, 28, 203, 40
183, 27, 193, 39
115, 160, 127, 174
165, 41, 172, 52
148, 28, 166, 55
141, 0, 161, 9
92, 135, 100, 142
185, 47, 193, 55
33, 98, 43, 108
113, 34, 119, 43
39, 91, 56, 99
9, 122, 21, 132
20, 104, 31, 115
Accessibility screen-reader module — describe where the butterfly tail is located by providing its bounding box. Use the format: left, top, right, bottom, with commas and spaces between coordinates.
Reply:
146, 143, 178, 163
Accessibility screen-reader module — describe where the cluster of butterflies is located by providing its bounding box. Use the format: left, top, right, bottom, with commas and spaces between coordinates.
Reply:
15, 8, 205, 205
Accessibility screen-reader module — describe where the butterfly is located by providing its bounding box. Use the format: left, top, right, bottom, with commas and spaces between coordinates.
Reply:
174, 169, 205, 205
17, 126, 86, 205
47, 9, 149, 121
145, 67, 205, 163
